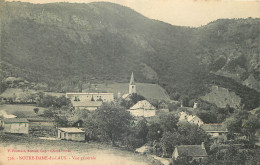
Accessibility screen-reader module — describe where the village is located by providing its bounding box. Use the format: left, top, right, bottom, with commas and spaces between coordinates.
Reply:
1, 72, 259, 165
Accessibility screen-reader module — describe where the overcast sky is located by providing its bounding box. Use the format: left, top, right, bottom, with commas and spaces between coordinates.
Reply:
5, 0, 260, 27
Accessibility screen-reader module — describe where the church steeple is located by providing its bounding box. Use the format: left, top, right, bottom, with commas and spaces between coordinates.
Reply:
129, 72, 136, 94
129, 72, 135, 85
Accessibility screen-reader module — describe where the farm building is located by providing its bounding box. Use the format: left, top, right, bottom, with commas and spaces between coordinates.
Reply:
27, 117, 55, 127
128, 100, 156, 117
27, 117, 56, 137
158, 102, 169, 113
201, 124, 228, 141
58, 127, 85, 142
172, 143, 208, 163
3, 118, 29, 134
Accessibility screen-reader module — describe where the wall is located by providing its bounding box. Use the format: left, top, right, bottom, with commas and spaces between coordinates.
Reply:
4, 123, 29, 134
57, 130, 85, 141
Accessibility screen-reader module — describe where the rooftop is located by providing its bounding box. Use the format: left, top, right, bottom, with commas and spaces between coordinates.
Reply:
176, 145, 207, 157
130, 100, 156, 110
4, 118, 28, 123
58, 127, 85, 133
66, 93, 113, 95
201, 124, 228, 132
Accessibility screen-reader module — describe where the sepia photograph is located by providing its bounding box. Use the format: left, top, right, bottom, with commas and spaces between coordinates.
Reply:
0, 0, 260, 164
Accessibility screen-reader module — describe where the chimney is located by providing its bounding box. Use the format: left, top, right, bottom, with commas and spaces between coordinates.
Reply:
193, 102, 198, 109
201, 142, 205, 150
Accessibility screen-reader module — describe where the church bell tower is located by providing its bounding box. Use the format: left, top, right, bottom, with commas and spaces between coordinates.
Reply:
129, 72, 136, 94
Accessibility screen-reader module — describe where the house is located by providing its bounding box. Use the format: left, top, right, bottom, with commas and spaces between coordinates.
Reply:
57, 127, 85, 142
158, 102, 169, 113
201, 124, 228, 141
72, 101, 102, 111
3, 118, 29, 134
172, 143, 207, 163
128, 100, 156, 118
27, 117, 56, 127
178, 111, 204, 126
27, 117, 56, 137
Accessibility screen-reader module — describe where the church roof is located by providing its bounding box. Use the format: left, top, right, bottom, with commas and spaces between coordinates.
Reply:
129, 72, 135, 85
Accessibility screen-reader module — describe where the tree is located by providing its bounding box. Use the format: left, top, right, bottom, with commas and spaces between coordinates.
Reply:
158, 113, 179, 133
33, 108, 39, 114
160, 132, 181, 157
135, 118, 149, 141
241, 115, 260, 147
91, 103, 133, 145
177, 123, 208, 145
147, 123, 163, 142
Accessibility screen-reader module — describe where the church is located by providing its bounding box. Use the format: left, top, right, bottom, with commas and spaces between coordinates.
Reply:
122, 72, 137, 100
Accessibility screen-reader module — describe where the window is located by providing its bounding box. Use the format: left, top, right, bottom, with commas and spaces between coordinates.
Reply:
219, 133, 222, 135
132, 86, 134, 89
25, 124, 27, 127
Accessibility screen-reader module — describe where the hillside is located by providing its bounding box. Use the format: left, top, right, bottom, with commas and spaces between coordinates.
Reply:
0, 1, 260, 110
82, 83, 170, 101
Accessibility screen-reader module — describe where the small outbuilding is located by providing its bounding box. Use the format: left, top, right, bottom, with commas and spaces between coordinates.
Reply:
3, 118, 29, 134
172, 143, 207, 163
58, 127, 85, 142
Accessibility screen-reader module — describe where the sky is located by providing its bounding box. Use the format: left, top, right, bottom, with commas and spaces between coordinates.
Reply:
5, 0, 260, 27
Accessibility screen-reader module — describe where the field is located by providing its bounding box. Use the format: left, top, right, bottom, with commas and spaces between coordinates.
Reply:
0, 134, 159, 165
83, 83, 170, 101
0, 88, 64, 98
0, 104, 46, 117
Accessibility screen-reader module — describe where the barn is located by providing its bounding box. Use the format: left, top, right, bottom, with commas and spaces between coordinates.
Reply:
57, 127, 85, 142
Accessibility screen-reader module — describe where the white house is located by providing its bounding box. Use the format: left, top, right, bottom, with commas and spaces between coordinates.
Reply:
128, 100, 156, 117
178, 111, 204, 126
3, 118, 29, 134
57, 127, 85, 142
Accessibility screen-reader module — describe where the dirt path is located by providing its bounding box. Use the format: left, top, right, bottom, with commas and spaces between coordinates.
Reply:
0, 134, 155, 165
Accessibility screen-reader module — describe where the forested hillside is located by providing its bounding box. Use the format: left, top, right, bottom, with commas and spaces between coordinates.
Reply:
0, 1, 259, 110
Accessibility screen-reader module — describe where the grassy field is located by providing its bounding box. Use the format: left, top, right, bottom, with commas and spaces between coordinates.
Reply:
0, 88, 64, 98
83, 83, 170, 101
0, 134, 158, 165
0, 104, 46, 117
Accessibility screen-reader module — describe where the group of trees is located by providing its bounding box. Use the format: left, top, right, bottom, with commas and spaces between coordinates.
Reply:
225, 109, 260, 147
78, 103, 209, 158
203, 145, 260, 165
36, 94, 71, 108
147, 114, 209, 157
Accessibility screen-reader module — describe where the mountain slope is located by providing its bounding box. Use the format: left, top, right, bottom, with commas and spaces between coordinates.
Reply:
0, 1, 260, 110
